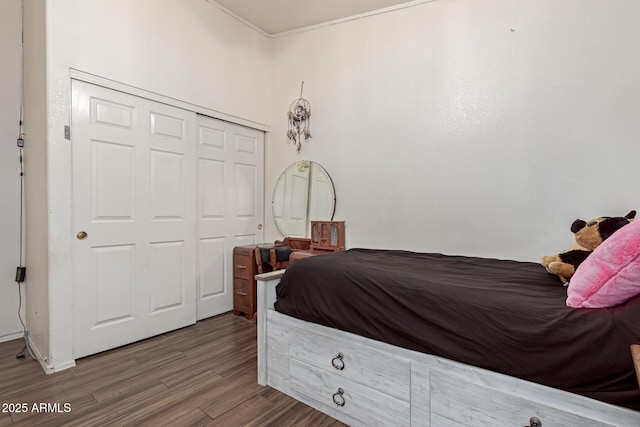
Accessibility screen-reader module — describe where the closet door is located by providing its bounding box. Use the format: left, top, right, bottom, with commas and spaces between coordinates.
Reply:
196, 115, 264, 320
72, 81, 197, 358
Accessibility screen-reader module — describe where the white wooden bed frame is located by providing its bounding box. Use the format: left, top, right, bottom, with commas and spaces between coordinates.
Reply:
256, 271, 640, 427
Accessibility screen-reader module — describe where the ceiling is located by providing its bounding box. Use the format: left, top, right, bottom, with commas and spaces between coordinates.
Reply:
211, 0, 415, 35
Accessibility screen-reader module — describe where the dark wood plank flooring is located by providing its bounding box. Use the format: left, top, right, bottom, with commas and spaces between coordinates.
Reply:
0, 313, 346, 426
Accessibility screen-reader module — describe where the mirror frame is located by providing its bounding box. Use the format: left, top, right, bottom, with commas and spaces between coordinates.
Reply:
272, 161, 336, 237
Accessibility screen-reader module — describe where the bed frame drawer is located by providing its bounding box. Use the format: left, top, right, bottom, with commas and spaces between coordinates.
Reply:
289, 326, 410, 401
290, 359, 410, 427
430, 370, 614, 427
258, 280, 640, 427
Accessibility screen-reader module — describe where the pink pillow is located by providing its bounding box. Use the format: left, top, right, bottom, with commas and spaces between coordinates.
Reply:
566, 219, 640, 308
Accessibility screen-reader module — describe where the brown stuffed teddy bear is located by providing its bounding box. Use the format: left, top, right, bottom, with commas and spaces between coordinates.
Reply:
541, 210, 636, 284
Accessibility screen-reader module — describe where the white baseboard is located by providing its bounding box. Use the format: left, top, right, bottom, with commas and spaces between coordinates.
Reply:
2, 333, 76, 373
0, 331, 24, 344
27, 336, 76, 374
51, 359, 76, 372
25, 335, 54, 374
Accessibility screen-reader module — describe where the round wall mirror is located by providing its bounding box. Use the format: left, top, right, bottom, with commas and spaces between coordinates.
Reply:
272, 161, 336, 237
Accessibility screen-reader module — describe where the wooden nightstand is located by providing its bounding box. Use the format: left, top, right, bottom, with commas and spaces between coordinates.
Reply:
233, 245, 260, 319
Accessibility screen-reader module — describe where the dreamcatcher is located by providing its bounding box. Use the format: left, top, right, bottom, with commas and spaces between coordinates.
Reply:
286, 81, 312, 152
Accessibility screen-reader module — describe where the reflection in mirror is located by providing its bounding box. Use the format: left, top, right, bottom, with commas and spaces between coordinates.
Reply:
272, 161, 336, 237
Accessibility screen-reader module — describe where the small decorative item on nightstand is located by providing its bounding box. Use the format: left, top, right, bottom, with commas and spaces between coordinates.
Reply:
310, 221, 345, 252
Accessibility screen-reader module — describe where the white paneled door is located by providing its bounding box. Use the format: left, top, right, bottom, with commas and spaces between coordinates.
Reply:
196, 115, 264, 320
72, 81, 197, 358
72, 81, 263, 358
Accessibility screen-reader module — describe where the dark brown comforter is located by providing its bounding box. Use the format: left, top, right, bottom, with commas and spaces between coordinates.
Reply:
274, 248, 640, 410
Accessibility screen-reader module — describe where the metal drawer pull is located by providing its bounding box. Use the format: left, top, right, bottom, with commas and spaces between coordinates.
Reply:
332, 387, 345, 407
236, 291, 248, 296
331, 352, 345, 370
236, 264, 247, 269
525, 417, 542, 427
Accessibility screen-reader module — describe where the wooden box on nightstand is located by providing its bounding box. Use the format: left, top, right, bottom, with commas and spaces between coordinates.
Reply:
310, 221, 345, 252
233, 245, 259, 320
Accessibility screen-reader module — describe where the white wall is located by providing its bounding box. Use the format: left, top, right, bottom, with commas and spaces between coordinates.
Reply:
23, 0, 50, 364
0, 0, 26, 342
24, 0, 272, 371
266, 0, 640, 262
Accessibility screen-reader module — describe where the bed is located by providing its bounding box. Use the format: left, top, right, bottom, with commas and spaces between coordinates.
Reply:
256, 249, 640, 426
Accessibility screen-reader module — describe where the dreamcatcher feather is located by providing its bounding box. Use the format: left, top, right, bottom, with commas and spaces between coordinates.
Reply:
287, 81, 312, 152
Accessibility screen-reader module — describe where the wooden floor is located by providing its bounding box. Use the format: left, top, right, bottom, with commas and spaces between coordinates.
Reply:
0, 313, 346, 427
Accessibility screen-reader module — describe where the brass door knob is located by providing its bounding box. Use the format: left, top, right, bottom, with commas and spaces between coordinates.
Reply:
257, 224, 263, 230
76, 231, 88, 240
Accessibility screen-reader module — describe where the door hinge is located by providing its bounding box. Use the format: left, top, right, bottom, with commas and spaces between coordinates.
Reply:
64, 125, 71, 140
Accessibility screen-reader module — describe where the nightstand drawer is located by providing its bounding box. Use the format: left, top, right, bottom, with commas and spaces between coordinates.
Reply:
234, 254, 253, 280
234, 279, 251, 309
232, 245, 261, 319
